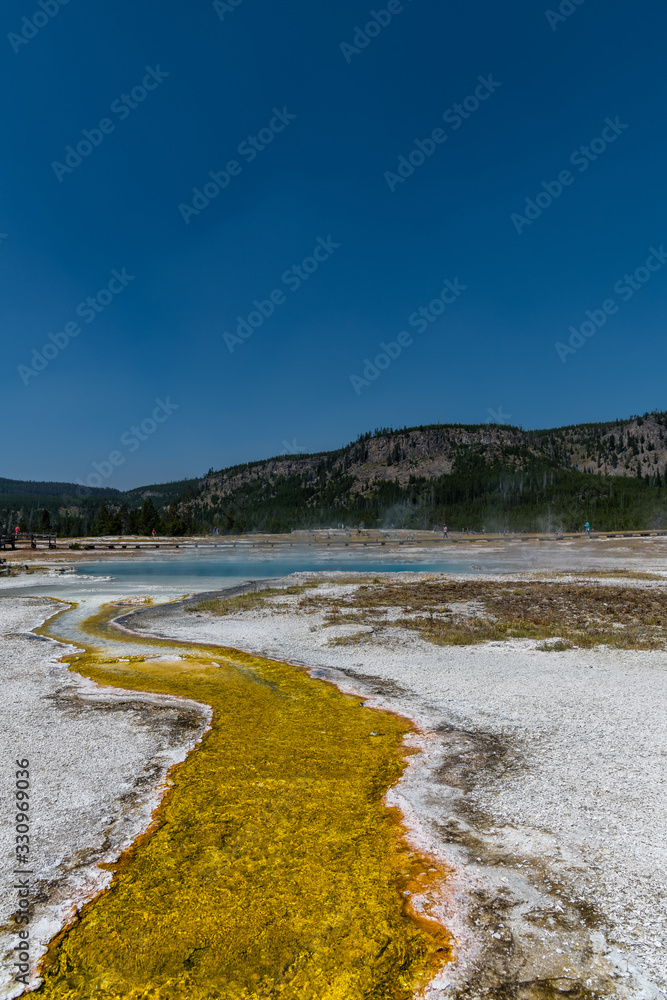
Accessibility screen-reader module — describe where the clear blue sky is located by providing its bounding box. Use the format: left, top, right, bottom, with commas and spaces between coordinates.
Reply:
2, 0, 666, 489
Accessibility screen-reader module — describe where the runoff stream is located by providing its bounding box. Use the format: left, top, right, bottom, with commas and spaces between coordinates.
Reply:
14, 552, 465, 999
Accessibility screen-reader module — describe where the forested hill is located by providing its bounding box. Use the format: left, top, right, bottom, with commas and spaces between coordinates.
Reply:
204, 413, 667, 492
188, 411, 667, 534
3, 412, 667, 536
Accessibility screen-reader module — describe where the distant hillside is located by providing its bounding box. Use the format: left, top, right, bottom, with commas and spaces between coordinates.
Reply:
200, 414, 667, 493
0, 477, 120, 499
3, 413, 667, 536
183, 412, 667, 534
123, 479, 201, 502
0, 477, 198, 538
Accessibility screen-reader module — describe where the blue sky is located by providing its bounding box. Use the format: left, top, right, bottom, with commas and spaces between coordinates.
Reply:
2, 0, 666, 488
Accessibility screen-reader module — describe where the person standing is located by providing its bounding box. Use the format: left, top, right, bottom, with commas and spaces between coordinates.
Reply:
443, 525, 448, 540
585, 521, 590, 537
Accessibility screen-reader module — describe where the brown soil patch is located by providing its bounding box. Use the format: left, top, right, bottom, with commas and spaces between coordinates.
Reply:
297, 580, 667, 650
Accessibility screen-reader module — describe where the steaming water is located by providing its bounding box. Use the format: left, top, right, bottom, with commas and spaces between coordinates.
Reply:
6, 532, 653, 609
81, 553, 476, 581
0, 548, 480, 618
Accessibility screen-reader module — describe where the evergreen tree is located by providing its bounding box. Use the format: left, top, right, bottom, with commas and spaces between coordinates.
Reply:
117, 503, 130, 535
108, 508, 123, 534
165, 500, 185, 536
92, 502, 113, 535
140, 498, 161, 535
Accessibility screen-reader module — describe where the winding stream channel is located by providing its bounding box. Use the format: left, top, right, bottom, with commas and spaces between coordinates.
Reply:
16, 557, 458, 999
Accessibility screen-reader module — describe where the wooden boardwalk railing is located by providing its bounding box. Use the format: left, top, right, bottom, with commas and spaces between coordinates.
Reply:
0, 533, 57, 550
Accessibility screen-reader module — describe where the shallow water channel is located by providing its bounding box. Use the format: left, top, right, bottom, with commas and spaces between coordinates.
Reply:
16, 557, 455, 999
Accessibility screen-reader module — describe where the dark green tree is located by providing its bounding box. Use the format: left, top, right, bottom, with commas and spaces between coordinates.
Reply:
165, 500, 185, 536
127, 508, 141, 535
116, 503, 130, 535
140, 498, 162, 535
92, 502, 113, 535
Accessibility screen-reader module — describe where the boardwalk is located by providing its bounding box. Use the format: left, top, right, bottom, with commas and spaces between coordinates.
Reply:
0, 532, 57, 551
2, 529, 667, 553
